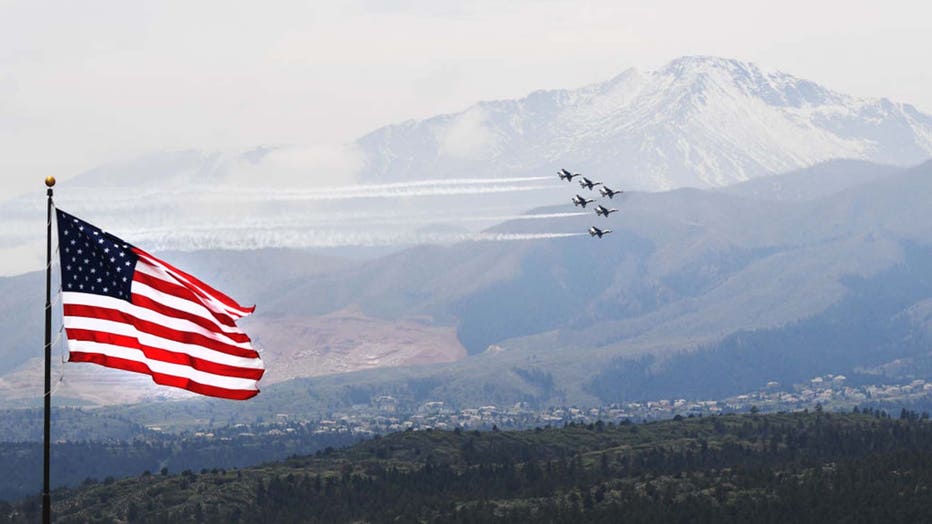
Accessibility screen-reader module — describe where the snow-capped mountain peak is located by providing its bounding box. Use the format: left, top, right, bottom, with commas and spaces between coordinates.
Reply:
357, 56, 932, 190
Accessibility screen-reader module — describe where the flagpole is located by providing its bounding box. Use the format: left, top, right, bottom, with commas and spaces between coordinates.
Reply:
43, 176, 55, 524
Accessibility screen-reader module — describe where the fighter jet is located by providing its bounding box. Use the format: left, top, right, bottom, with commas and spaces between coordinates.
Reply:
589, 226, 613, 238
595, 204, 618, 217
578, 177, 602, 191
599, 186, 623, 199
572, 194, 595, 208
558, 168, 581, 182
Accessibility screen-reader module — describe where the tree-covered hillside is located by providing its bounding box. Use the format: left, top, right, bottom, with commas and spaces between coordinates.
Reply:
7, 409, 932, 523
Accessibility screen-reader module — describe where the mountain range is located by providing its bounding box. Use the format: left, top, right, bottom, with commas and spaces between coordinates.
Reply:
3, 159, 932, 415
357, 55, 932, 189
3, 56, 932, 275
1, 56, 932, 415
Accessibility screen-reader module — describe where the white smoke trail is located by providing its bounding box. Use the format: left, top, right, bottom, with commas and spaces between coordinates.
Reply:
245, 183, 558, 202
119, 211, 590, 236
133, 228, 588, 251
47, 175, 586, 253
225, 175, 556, 195
474, 232, 588, 242
64, 176, 559, 206
484, 212, 589, 221
344, 175, 553, 188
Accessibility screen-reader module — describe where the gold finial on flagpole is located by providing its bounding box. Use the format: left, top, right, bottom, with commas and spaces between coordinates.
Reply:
45, 176, 56, 187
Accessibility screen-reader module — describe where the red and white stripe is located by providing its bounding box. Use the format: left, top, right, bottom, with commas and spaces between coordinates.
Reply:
63, 247, 264, 400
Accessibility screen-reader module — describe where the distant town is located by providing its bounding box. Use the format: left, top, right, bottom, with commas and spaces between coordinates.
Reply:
174, 375, 932, 441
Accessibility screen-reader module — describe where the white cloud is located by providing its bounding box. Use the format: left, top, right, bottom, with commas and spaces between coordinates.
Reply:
437, 108, 496, 158
0, 0, 931, 274
226, 144, 365, 188
2, 0, 929, 205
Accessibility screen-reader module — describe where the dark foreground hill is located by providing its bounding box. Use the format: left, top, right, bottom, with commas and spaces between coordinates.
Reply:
7, 410, 932, 523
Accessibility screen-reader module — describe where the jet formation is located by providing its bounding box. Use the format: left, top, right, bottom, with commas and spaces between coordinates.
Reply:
557, 168, 623, 239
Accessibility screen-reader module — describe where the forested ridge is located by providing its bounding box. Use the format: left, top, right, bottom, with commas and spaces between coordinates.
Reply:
0, 417, 360, 503
6, 409, 932, 523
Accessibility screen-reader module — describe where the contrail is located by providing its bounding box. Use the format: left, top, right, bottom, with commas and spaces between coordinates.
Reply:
74, 176, 559, 199
119, 211, 590, 236
231, 175, 555, 194
472, 232, 588, 242
51, 175, 588, 250
133, 228, 588, 251
479, 212, 589, 222
207, 183, 560, 202
308, 211, 586, 226
63, 176, 559, 206
339, 175, 554, 188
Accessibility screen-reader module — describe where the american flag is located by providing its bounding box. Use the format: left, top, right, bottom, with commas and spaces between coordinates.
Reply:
56, 209, 265, 400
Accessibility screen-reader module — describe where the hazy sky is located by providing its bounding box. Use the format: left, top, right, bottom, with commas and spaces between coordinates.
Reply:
1, 0, 930, 201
